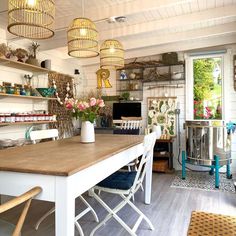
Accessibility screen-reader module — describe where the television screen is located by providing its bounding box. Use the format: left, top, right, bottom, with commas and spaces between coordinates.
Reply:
112, 102, 141, 119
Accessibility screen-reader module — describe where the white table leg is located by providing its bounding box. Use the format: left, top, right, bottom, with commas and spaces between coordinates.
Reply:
55, 177, 75, 236
144, 151, 153, 204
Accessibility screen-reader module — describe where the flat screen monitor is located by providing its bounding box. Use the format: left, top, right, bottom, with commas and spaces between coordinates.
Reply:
112, 102, 141, 119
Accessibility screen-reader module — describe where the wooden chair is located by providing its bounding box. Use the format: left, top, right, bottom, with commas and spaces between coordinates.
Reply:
90, 132, 157, 236
30, 129, 99, 236
0, 187, 42, 236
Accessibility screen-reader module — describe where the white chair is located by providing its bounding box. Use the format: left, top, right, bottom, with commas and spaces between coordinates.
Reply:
0, 187, 42, 236
29, 129, 59, 144
90, 132, 157, 236
30, 129, 99, 236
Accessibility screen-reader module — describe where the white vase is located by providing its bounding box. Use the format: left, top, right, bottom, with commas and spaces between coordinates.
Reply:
152, 125, 162, 139
81, 121, 95, 143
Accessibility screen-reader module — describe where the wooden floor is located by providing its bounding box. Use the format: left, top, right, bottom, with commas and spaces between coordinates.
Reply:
1, 173, 236, 236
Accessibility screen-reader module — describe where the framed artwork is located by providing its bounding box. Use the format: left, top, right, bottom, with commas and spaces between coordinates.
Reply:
147, 97, 177, 136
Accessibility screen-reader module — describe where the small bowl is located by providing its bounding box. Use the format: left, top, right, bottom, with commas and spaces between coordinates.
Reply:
36, 87, 56, 97
172, 72, 182, 79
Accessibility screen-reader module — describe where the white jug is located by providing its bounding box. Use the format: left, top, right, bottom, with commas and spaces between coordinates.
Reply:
152, 125, 161, 139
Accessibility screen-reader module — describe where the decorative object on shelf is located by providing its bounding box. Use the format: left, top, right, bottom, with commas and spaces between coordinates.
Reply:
48, 72, 74, 138
41, 59, 51, 69
120, 70, 127, 80
129, 72, 136, 79
162, 52, 178, 64
100, 39, 124, 69
0, 43, 13, 59
36, 87, 56, 97
144, 68, 169, 82
52, 79, 72, 105
121, 92, 130, 101
8, 0, 55, 39
96, 68, 112, 89
67, 0, 98, 58
24, 74, 33, 87
172, 72, 183, 79
13, 48, 28, 62
26, 42, 40, 66
65, 97, 105, 143
147, 97, 177, 136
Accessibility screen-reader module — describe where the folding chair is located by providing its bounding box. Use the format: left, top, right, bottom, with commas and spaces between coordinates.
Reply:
90, 132, 156, 236
30, 129, 99, 236
0, 186, 42, 236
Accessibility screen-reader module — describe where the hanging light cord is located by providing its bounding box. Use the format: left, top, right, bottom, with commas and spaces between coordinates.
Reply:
82, 0, 84, 17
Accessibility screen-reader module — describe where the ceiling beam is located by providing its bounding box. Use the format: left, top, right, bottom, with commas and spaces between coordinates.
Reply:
45, 22, 236, 65
99, 4, 236, 40
34, 4, 236, 51
122, 22, 236, 50
55, 0, 192, 28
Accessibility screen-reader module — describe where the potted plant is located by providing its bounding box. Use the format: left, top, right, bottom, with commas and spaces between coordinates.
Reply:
65, 97, 105, 143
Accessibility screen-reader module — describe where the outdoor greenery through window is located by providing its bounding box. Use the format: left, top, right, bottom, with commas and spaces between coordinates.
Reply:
193, 57, 222, 120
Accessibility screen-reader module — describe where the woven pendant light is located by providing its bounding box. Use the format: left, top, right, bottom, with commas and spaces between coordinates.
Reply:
67, 18, 99, 58
100, 39, 124, 69
8, 0, 55, 39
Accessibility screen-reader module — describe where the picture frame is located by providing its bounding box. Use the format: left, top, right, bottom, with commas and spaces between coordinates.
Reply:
147, 96, 177, 136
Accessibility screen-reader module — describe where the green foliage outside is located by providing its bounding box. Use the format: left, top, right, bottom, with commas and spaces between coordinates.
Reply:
193, 58, 222, 120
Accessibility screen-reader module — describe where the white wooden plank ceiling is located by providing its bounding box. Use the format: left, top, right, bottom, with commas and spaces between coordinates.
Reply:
0, 0, 235, 63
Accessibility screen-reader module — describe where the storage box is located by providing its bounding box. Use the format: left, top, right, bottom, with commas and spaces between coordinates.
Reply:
153, 160, 169, 172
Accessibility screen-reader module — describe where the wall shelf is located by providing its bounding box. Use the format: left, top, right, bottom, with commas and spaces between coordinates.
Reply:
117, 89, 143, 92
0, 121, 57, 127
0, 93, 57, 100
118, 79, 143, 82
0, 57, 50, 73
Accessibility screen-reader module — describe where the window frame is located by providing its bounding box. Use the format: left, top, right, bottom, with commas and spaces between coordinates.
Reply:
185, 52, 227, 121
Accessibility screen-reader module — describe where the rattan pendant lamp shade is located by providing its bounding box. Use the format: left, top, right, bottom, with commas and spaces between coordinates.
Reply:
8, 0, 55, 39
100, 39, 124, 69
67, 18, 99, 58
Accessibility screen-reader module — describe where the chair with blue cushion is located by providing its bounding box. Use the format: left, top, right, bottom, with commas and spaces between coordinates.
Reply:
0, 187, 42, 236
90, 132, 157, 236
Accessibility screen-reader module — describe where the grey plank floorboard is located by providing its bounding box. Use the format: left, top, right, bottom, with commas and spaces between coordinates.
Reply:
1, 173, 236, 236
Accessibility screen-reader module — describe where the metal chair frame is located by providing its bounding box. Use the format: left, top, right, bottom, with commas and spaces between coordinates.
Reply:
90, 132, 156, 236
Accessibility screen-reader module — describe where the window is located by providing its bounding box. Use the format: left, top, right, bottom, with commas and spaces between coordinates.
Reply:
186, 52, 227, 121
193, 57, 222, 120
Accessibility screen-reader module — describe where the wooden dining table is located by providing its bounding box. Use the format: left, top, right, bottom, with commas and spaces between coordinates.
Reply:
0, 134, 153, 236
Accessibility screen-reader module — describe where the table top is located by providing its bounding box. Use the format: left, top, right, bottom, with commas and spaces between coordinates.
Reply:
0, 134, 143, 176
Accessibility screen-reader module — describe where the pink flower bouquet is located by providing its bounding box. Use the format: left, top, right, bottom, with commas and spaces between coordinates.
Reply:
65, 97, 105, 123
